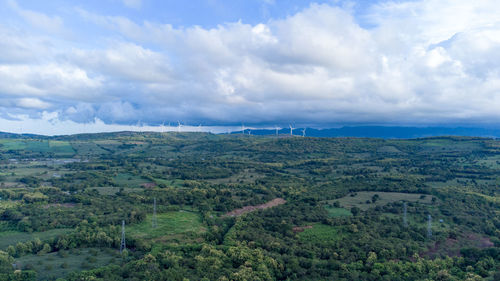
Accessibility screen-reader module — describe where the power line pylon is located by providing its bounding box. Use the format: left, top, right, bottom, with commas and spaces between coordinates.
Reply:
427, 215, 432, 238
403, 202, 408, 228
120, 220, 126, 253
152, 197, 158, 228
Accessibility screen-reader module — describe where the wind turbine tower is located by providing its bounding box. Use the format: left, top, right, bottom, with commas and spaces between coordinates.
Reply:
427, 214, 432, 238
120, 220, 126, 253
275, 126, 279, 136
177, 121, 182, 133
241, 124, 246, 135
289, 124, 294, 136
136, 120, 141, 132
302, 128, 306, 137
152, 197, 158, 228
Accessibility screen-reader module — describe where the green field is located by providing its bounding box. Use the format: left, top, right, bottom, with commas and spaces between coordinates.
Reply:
70, 141, 109, 155
164, 179, 185, 187
0, 133, 498, 280
91, 186, 144, 195
335, 191, 434, 210
324, 206, 352, 217
207, 169, 264, 184
114, 173, 150, 187
128, 211, 205, 241
298, 224, 343, 245
152, 177, 184, 187
0, 229, 73, 249
15, 248, 117, 280
0, 140, 75, 155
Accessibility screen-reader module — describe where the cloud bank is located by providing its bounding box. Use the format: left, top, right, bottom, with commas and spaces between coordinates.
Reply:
1, 0, 500, 134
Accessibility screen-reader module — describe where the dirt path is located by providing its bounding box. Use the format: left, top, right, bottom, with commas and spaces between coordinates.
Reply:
223, 198, 286, 217
421, 233, 494, 258
42, 203, 76, 209
292, 225, 313, 233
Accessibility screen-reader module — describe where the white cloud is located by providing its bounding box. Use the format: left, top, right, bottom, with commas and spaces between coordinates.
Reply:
7, 0, 64, 34
0, 64, 103, 99
70, 42, 171, 83
0, 112, 235, 135
16, 98, 51, 109
2, 0, 500, 130
122, 0, 142, 9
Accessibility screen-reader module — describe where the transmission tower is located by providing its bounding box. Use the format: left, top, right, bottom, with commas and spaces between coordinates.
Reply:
152, 197, 158, 228
120, 220, 126, 253
427, 215, 432, 238
403, 202, 408, 227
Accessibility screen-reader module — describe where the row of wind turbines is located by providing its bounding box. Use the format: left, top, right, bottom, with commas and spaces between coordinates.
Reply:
135, 120, 201, 133
133, 120, 307, 136
241, 124, 307, 137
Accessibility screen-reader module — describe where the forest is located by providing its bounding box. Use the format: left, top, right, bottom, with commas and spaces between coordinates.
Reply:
0, 132, 499, 280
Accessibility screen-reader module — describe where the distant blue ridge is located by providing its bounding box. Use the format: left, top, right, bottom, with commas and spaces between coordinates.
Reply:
231, 126, 500, 139
1, 126, 500, 139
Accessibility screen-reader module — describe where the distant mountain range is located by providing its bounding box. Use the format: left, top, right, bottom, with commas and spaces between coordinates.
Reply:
1, 126, 500, 139
234, 126, 500, 139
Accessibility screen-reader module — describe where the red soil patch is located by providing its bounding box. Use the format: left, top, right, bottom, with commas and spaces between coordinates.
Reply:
421, 233, 494, 259
42, 203, 76, 209
292, 225, 313, 233
223, 198, 286, 217
141, 182, 157, 188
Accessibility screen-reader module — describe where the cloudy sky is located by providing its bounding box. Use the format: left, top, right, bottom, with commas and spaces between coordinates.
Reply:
1, 0, 500, 134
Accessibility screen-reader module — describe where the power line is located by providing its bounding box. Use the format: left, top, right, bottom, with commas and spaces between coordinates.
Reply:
427, 214, 432, 239
152, 197, 158, 228
120, 220, 126, 253
403, 202, 408, 228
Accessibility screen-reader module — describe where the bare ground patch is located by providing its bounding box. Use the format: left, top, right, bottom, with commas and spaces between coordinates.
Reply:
421, 233, 494, 259
42, 203, 76, 209
292, 225, 313, 233
223, 198, 286, 217
141, 182, 157, 188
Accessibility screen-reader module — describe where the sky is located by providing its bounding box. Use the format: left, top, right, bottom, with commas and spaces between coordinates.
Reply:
1, 0, 500, 135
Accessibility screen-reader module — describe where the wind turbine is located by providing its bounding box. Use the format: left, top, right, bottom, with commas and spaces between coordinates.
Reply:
289, 124, 294, 136
177, 121, 182, 133
302, 128, 306, 137
241, 124, 246, 135
136, 120, 142, 132
275, 126, 280, 136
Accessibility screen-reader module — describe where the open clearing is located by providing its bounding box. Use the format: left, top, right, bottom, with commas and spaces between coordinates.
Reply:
114, 173, 150, 187
297, 224, 344, 245
0, 228, 72, 249
207, 169, 265, 184
421, 233, 494, 259
128, 211, 205, 241
335, 191, 434, 210
324, 206, 352, 217
15, 248, 117, 280
0, 140, 75, 156
91, 186, 144, 195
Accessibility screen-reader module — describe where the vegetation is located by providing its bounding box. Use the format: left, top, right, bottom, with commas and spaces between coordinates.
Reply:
0, 132, 498, 280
